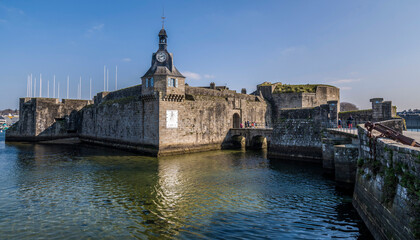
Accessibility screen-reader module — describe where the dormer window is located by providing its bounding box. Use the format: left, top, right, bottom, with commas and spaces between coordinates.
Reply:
168, 78, 178, 87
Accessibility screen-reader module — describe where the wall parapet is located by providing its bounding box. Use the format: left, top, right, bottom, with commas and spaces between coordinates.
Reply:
185, 86, 258, 101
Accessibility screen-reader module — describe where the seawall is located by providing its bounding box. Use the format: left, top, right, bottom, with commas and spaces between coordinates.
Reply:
353, 125, 420, 239
268, 101, 339, 162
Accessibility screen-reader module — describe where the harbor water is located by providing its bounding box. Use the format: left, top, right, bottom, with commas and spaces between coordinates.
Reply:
0, 132, 372, 239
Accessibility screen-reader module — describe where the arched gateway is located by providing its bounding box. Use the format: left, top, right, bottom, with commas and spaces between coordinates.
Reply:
233, 113, 241, 128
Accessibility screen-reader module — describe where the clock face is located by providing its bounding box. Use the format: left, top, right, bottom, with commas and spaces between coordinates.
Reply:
156, 52, 167, 62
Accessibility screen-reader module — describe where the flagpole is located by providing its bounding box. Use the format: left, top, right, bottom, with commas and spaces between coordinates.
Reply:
53, 75, 56, 98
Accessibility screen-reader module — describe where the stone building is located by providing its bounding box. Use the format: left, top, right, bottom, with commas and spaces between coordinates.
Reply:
6, 26, 341, 157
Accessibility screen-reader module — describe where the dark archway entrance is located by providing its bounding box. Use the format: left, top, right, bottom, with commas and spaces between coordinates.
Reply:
233, 113, 240, 128
251, 135, 267, 149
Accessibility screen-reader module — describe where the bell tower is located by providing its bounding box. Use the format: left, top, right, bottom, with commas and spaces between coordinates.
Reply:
159, 28, 167, 50
141, 23, 185, 98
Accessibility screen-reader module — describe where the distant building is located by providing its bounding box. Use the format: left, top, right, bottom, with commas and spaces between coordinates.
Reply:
398, 111, 420, 129
0, 117, 6, 127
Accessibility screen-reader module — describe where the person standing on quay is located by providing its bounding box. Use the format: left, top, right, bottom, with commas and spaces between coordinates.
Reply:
347, 115, 354, 129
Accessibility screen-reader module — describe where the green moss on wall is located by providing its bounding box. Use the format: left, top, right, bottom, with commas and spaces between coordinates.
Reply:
364, 157, 382, 176
357, 158, 364, 168
383, 167, 398, 206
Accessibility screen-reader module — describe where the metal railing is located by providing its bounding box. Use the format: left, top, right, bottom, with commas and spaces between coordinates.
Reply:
326, 120, 368, 135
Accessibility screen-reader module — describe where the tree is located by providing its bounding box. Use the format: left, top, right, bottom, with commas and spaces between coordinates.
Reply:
340, 102, 359, 112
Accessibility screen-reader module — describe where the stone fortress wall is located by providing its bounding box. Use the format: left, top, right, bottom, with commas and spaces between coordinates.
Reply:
78, 83, 269, 156
6, 81, 269, 156
339, 97, 397, 124
6, 97, 92, 141
157, 86, 268, 155
6, 80, 337, 157
256, 82, 340, 110
268, 101, 339, 161
79, 85, 160, 155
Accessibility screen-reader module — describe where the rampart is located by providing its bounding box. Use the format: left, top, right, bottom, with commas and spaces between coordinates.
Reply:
7, 80, 342, 158
339, 98, 397, 124
268, 101, 339, 162
79, 89, 159, 155
257, 82, 340, 110
6, 98, 92, 141
3, 84, 268, 156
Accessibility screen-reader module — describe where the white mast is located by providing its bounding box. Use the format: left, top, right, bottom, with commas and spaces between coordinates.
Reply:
30, 74, 33, 97
39, 74, 42, 97
53, 75, 56, 98
27, 75, 29, 97
115, 65, 118, 90
79, 76, 82, 99
47, 80, 50, 98
104, 65, 106, 92
34, 77, 37, 97
90, 77, 92, 99
107, 68, 109, 91
67, 75, 69, 99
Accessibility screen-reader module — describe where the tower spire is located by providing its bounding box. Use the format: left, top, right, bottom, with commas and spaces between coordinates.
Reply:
158, 9, 168, 50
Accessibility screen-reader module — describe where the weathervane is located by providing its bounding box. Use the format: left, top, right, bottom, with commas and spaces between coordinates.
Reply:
161, 7, 165, 29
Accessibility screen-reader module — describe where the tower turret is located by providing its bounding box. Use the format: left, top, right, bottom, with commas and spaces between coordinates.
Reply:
141, 26, 185, 97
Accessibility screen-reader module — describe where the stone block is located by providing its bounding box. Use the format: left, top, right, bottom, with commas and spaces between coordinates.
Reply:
334, 144, 358, 184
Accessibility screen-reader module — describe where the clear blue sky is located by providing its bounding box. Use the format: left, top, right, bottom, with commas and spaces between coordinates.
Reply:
1, 0, 420, 110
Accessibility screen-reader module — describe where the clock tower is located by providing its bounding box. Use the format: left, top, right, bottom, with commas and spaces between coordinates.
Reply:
141, 26, 185, 98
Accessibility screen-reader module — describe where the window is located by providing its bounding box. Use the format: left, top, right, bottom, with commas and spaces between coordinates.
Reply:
168, 78, 178, 87
146, 78, 154, 88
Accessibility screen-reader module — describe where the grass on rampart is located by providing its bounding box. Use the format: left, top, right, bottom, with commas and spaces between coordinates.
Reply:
273, 84, 334, 93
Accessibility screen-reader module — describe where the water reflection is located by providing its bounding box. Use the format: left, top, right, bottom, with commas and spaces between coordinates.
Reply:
0, 136, 372, 239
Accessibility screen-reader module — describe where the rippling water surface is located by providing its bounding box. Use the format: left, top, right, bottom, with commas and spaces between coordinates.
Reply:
0, 133, 372, 239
